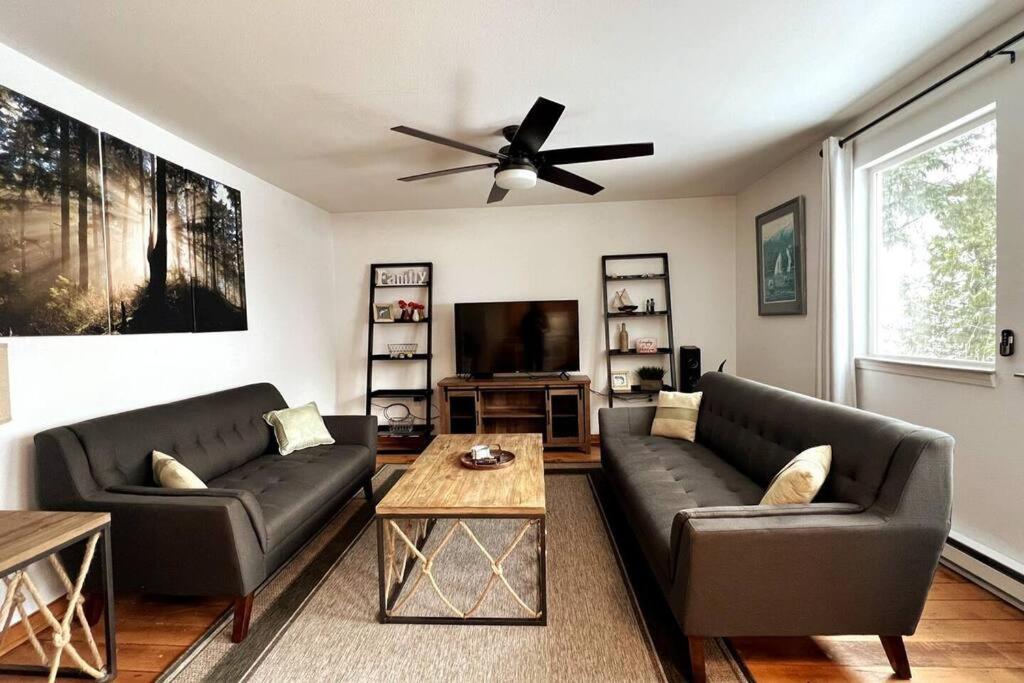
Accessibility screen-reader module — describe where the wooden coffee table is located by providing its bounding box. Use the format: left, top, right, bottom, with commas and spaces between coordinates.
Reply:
375, 433, 547, 625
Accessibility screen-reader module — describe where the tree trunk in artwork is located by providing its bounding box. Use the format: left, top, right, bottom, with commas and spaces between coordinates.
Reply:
91, 184, 102, 292
205, 184, 213, 288
171, 187, 182, 274
138, 150, 147, 278
77, 131, 89, 291
59, 115, 71, 277
234, 204, 244, 308
121, 162, 129, 271
18, 183, 27, 276
147, 157, 168, 303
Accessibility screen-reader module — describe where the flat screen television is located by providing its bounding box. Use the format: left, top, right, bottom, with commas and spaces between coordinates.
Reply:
454, 300, 580, 376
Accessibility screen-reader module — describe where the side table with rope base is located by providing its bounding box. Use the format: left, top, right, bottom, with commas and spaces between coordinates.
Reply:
0, 511, 116, 682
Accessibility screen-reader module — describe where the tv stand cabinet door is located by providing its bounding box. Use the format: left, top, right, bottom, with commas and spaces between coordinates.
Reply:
444, 389, 480, 435
546, 387, 584, 448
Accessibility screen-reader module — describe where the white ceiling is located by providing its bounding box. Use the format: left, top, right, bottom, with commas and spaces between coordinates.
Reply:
0, 1, 1020, 213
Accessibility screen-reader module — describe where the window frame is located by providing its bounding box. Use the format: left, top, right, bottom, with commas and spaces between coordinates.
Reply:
861, 107, 998, 371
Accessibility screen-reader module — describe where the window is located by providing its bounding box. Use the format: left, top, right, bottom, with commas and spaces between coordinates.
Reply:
867, 114, 997, 366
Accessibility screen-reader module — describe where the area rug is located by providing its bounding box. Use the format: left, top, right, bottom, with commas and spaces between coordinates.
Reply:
160, 466, 751, 682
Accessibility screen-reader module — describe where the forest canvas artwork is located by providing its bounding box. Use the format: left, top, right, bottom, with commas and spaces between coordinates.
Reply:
103, 136, 246, 333
0, 83, 107, 335
0, 83, 246, 336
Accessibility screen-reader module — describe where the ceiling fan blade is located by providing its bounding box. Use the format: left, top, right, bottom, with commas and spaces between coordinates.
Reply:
391, 125, 500, 159
539, 142, 654, 166
511, 97, 565, 155
487, 183, 509, 204
538, 165, 604, 195
398, 163, 498, 182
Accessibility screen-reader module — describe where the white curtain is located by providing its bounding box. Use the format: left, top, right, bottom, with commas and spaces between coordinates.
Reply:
815, 137, 857, 406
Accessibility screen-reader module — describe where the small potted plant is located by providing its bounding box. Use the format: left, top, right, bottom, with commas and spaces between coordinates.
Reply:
636, 366, 666, 392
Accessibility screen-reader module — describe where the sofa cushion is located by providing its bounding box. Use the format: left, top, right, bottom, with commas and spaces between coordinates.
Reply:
70, 384, 286, 488
208, 444, 372, 549
602, 433, 762, 582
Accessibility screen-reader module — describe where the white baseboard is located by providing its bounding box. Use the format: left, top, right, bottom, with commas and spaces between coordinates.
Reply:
941, 540, 1024, 610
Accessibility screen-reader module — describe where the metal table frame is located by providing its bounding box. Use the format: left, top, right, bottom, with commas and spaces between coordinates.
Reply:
376, 511, 547, 626
0, 522, 116, 682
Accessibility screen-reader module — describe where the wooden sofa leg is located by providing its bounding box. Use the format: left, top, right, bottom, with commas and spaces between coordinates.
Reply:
231, 593, 254, 643
363, 477, 374, 505
81, 593, 104, 626
687, 636, 707, 683
880, 635, 911, 679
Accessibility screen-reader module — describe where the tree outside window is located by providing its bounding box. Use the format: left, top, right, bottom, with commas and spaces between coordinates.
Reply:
872, 117, 997, 364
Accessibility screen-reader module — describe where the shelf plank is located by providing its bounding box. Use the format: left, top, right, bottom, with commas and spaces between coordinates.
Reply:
374, 319, 430, 324
608, 348, 672, 356
376, 424, 434, 434
607, 310, 669, 318
374, 283, 430, 288
480, 411, 547, 419
370, 389, 432, 398
611, 388, 672, 396
370, 353, 432, 361
604, 274, 667, 282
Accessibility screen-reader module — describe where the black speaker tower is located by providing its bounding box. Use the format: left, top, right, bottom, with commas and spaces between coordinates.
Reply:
680, 346, 701, 392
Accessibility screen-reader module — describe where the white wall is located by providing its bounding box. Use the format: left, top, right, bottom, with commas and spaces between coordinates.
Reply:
732, 16, 1024, 573
735, 147, 822, 395
332, 198, 737, 431
0, 44, 338, 602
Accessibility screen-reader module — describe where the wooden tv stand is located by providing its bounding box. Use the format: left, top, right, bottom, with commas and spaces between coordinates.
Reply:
437, 375, 591, 453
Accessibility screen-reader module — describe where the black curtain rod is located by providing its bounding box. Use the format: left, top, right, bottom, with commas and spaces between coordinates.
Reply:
819, 27, 1024, 156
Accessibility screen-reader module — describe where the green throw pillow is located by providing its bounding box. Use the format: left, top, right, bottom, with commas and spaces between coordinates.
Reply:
263, 402, 335, 455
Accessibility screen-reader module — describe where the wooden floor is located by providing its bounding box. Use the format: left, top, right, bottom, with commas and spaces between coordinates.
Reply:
732, 565, 1024, 682
3, 448, 1023, 682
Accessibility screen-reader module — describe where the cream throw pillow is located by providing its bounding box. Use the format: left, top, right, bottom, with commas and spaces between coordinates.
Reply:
760, 445, 832, 505
263, 402, 335, 455
152, 451, 206, 489
650, 391, 702, 442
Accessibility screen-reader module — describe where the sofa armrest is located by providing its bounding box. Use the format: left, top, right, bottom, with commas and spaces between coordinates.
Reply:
71, 488, 266, 596
670, 506, 946, 636
675, 502, 862, 526
106, 485, 268, 552
323, 415, 377, 452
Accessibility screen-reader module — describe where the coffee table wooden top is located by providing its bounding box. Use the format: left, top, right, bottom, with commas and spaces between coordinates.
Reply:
376, 433, 545, 517
0, 510, 109, 575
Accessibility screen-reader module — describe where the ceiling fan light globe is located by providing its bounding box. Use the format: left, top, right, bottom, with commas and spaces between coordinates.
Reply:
495, 168, 537, 190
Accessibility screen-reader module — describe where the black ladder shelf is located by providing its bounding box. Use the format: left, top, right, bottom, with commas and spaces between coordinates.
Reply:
366, 262, 434, 451
602, 253, 676, 407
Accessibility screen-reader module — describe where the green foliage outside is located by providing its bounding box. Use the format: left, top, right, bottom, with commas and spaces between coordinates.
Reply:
880, 120, 997, 363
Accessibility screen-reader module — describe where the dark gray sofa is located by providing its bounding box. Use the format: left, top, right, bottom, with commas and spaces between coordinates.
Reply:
599, 372, 952, 682
35, 383, 376, 642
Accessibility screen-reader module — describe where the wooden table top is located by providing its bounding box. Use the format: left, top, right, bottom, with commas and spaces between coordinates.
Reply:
376, 433, 545, 517
0, 510, 109, 575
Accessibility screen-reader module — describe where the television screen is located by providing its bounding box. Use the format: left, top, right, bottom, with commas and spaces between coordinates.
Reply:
454, 300, 580, 375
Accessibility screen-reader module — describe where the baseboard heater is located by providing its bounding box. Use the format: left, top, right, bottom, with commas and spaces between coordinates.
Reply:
942, 535, 1024, 609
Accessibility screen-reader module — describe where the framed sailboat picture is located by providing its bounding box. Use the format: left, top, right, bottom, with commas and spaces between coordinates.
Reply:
756, 196, 806, 316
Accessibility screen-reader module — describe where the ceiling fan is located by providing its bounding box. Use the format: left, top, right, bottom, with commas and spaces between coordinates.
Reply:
391, 97, 654, 204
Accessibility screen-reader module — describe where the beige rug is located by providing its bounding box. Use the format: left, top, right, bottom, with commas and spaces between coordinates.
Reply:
161, 467, 749, 682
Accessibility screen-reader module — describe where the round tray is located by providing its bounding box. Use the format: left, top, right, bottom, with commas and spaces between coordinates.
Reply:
460, 450, 516, 470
